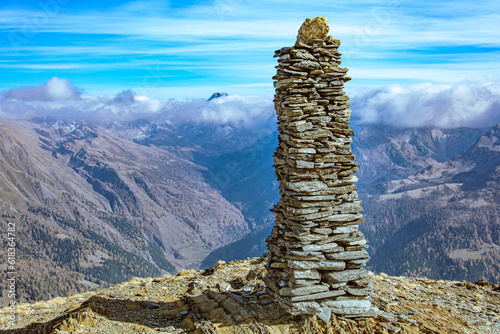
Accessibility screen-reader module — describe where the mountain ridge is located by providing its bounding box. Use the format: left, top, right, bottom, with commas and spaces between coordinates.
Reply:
0, 118, 250, 305
1, 116, 499, 305
360, 123, 500, 282
201, 122, 500, 284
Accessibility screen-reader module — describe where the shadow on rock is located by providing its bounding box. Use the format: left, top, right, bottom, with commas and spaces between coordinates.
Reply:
6, 286, 296, 333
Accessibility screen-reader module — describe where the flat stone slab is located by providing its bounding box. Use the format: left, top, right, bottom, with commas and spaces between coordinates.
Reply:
290, 289, 346, 302
279, 284, 329, 297
285, 268, 322, 280
323, 269, 369, 283
286, 180, 328, 192
331, 225, 358, 234
289, 260, 345, 270
322, 299, 371, 315
302, 242, 339, 252
325, 250, 369, 261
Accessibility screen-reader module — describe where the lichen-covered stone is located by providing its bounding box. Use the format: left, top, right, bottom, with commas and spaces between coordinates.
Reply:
296, 17, 330, 46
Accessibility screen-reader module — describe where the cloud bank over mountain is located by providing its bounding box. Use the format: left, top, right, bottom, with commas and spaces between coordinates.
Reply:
349, 81, 500, 128
1, 78, 499, 129
0, 77, 276, 127
4, 77, 82, 101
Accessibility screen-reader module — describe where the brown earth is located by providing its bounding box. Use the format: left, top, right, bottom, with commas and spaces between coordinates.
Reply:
1, 255, 499, 334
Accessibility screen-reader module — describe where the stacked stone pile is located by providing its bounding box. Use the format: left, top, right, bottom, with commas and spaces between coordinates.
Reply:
265, 17, 372, 321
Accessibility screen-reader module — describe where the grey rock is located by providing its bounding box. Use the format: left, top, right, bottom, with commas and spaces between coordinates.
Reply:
288, 250, 325, 261
289, 260, 345, 270
380, 322, 401, 333
322, 213, 363, 223
289, 302, 332, 323
289, 147, 316, 154
286, 180, 327, 192
295, 160, 315, 168
142, 301, 159, 309
325, 250, 369, 260
322, 299, 371, 315
310, 227, 332, 234
285, 268, 321, 280
279, 284, 329, 297
331, 224, 358, 234
290, 289, 346, 302
302, 242, 338, 251
346, 287, 373, 296
323, 269, 369, 283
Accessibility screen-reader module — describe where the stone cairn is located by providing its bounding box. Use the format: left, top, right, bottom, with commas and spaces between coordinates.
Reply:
265, 17, 371, 322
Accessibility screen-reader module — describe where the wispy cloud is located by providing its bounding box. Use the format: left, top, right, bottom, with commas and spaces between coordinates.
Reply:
0, 64, 85, 70
0, 0, 499, 97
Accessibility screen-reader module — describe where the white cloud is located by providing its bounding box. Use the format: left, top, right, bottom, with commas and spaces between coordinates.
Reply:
0, 78, 275, 127
2, 78, 499, 130
350, 81, 500, 128
158, 94, 275, 127
3, 77, 81, 101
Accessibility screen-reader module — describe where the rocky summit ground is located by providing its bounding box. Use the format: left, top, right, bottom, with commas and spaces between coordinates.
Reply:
1, 255, 500, 334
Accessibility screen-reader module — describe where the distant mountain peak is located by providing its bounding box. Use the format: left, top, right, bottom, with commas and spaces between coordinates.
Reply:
207, 92, 228, 101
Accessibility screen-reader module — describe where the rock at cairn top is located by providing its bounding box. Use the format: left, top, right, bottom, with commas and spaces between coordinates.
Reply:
296, 16, 330, 46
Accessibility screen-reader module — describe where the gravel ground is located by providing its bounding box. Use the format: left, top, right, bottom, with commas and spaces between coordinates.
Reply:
1, 256, 499, 333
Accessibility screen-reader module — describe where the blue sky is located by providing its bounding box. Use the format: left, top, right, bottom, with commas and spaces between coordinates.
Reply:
1, 0, 499, 99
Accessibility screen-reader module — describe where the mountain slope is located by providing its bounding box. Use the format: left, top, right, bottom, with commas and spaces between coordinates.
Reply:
1, 115, 498, 304
352, 124, 489, 187
361, 124, 500, 282
0, 118, 249, 305
200, 124, 498, 281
